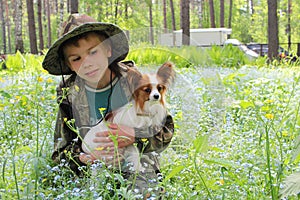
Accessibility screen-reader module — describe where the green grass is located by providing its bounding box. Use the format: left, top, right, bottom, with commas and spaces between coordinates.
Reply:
127, 44, 257, 68
1, 49, 300, 199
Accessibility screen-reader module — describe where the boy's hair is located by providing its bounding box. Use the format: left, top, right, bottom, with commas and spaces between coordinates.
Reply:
59, 31, 122, 77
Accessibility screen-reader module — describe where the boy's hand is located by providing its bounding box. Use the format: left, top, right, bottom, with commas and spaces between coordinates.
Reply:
93, 123, 135, 148
79, 123, 135, 165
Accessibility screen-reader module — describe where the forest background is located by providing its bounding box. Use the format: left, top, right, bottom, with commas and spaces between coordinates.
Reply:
2, 0, 300, 199
0, 0, 299, 57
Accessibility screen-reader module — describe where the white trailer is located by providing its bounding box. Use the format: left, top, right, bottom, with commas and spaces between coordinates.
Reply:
159, 28, 232, 47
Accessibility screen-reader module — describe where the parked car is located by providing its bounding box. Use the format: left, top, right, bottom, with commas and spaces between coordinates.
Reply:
225, 39, 298, 61
246, 44, 286, 57
246, 43, 298, 61
224, 39, 259, 60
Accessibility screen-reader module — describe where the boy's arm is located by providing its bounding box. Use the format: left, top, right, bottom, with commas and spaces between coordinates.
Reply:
51, 88, 86, 176
135, 114, 174, 153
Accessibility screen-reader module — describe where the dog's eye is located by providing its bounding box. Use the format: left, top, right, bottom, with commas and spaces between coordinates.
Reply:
157, 85, 164, 92
144, 88, 151, 94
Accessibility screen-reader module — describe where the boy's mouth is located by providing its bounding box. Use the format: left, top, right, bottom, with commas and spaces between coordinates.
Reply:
85, 69, 99, 77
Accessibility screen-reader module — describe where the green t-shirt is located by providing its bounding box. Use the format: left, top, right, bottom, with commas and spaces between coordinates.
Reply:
85, 78, 129, 125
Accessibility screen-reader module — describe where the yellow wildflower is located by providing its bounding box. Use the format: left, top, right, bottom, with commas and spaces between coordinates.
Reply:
46, 78, 53, 83
264, 99, 274, 104
26, 105, 32, 111
41, 97, 45, 101
282, 130, 288, 137
37, 77, 44, 82
99, 107, 106, 113
219, 179, 225, 185
15, 96, 21, 100
64, 118, 68, 122
51, 95, 56, 100
0, 77, 4, 82
265, 113, 274, 120
141, 138, 148, 142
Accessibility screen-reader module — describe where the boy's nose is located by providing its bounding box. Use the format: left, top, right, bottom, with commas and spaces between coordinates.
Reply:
81, 57, 92, 68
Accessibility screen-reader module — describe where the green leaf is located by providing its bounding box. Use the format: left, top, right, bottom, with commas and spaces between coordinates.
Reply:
164, 165, 185, 181
240, 100, 254, 109
0, 90, 11, 98
193, 135, 209, 153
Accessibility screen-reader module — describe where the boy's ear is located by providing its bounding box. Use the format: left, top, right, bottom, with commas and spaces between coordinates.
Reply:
106, 44, 112, 58
102, 37, 112, 58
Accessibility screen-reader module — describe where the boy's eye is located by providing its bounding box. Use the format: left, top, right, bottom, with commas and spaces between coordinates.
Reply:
90, 49, 97, 55
73, 57, 80, 62
70, 57, 80, 62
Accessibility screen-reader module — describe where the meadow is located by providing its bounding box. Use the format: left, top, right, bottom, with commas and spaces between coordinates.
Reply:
0, 45, 300, 199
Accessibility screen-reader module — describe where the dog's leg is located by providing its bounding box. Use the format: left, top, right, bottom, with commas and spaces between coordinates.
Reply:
124, 145, 145, 172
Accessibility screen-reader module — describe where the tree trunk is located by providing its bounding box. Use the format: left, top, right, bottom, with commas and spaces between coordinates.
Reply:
70, 0, 78, 14
181, 0, 190, 46
170, 0, 176, 31
98, 1, 103, 21
0, 0, 6, 54
169, 0, 176, 46
209, 0, 216, 28
58, 0, 64, 37
267, 0, 279, 61
54, 0, 58, 13
228, 0, 233, 29
26, 0, 38, 54
196, 0, 203, 28
163, 0, 167, 33
220, 0, 224, 27
45, 0, 51, 47
114, 0, 119, 24
149, 3, 154, 45
250, 0, 254, 14
37, 0, 44, 52
287, 0, 292, 51
14, 0, 24, 53
125, 1, 128, 20
5, 0, 11, 53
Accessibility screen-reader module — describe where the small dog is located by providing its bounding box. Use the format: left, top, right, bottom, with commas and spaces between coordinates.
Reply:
82, 61, 175, 172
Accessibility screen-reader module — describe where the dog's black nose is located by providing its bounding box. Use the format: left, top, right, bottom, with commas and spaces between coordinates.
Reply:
153, 94, 160, 100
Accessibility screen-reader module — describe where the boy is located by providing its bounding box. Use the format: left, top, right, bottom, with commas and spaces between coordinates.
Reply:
42, 13, 174, 198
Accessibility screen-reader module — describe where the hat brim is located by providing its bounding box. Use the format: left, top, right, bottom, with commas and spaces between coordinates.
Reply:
42, 22, 129, 75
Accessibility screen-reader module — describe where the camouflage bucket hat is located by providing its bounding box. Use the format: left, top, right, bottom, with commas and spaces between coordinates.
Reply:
42, 13, 129, 75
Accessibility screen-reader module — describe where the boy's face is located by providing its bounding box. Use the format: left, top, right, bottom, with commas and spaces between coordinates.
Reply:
63, 33, 112, 88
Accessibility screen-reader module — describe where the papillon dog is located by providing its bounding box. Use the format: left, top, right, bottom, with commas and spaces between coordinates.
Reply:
82, 61, 175, 172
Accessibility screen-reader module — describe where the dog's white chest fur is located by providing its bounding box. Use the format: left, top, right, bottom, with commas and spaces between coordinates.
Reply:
82, 102, 166, 172
114, 102, 166, 128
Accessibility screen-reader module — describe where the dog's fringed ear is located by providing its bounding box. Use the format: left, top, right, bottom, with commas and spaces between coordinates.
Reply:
126, 67, 143, 95
157, 61, 176, 86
